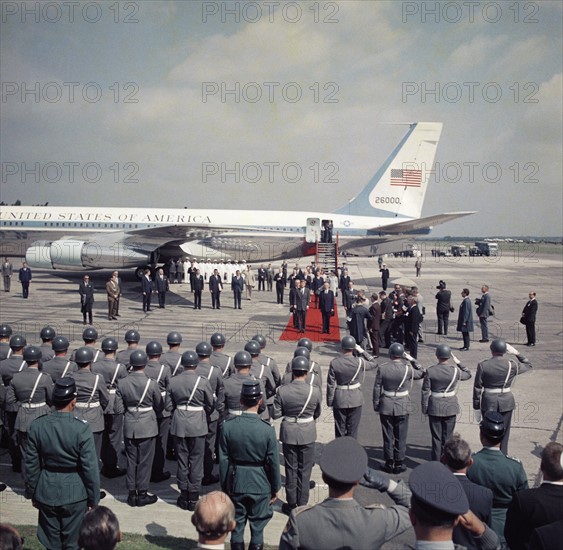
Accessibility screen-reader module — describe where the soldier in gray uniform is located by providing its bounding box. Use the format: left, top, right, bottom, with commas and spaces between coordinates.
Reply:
115, 329, 141, 369
91, 337, 127, 478
421, 344, 472, 460
279, 436, 412, 550
115, 350, 163, 507
473, 339, 532, 455
161, 332, 183, 377
282, 347, 322, 389
0, 324, 13, 360
372, 342, 425, 473
70, 327, 102, 363
245, 340, 275, 420
38, 326, 56, 362
6, 345, 53, 481
327, 335, 378, 439
195, 341, 225, 484
41, 336, 78, 381
0, 334, 28, 472
144, 341, 171, 482
273, 356, 322, 513
71, 347, 110, 466
166, 350, 215, 511
210, 332, 233, 378
253, 334, 282, 387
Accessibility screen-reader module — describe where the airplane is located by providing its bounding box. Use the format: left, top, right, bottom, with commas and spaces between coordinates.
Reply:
0, 122, 475, 277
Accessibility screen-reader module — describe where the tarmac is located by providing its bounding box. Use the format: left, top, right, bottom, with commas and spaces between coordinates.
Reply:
0, 250, 562, 547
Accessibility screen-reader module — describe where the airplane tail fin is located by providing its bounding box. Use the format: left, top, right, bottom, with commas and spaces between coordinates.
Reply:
334, 122, 442, 219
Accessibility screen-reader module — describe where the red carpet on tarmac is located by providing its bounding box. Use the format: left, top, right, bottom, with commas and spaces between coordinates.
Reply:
279, 302, 342, 343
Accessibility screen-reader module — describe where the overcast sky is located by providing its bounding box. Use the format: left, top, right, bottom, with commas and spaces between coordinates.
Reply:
1, 0, 561, 237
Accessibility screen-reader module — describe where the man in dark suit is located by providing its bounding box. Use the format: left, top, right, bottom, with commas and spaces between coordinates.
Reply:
368, 293, 381, 357
154, 268, 169, 308
289, 279, 300, 329
521, 291, 538, 346
274, 267, 285, 304
141, 269, 153, 312
476, 285, 492, 342
405, 295, 422, 359
192, 268, 204, 309
231, 270, 244, 309
209, 269, 223, 309
294, 279, 311, 333
343, 281, 357, 315
379, 291, 393, 348
339, 269, 350, 307
318, 281, 334, 334
79, 275, 95, 325
379, 264, 390, 290
505, 441, 563, 550
257, 265, 267, 291
441, 435, 494, 550
18, 261, 32, 298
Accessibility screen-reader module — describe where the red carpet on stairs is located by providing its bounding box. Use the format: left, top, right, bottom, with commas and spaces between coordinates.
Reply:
279, 302, 342, 343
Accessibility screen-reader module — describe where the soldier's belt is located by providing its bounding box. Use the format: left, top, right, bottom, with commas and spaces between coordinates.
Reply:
228, 409, 243, 416
336, 383, 361, 390
128, 406, 153, 412
283, 416, 314, 424
44, 465, 79, 473
21, 402, 47, 409
177, 405, 204, 411
383, 389, 409, 397
233, 459, 267, 467
484, 387, 511, 394
108, 389, 117, 394
75, 402, 100, 408
431, 390, 456, 398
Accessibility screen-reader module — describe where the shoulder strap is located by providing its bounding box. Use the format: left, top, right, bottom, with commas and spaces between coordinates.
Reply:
7, 349, 11, 359
28, 372, 43, 404
93, 350, 100, 362
349, 358, 364, 385
187, 376, 202, 406
156, 364, 165, 384
137, 377, 152, 409
297, 383, 314, 418
18, 360, 26, 372
444, 365, 459, 394
258, 364, 265, 380
207, 365, 215, 380
398, 363, 410, 391
222, 356, 232, 377
503, 360, 514, 389
61, 361, 71, 378
172, 357, 182, 377
266, 357, 271, 367
110, 364, 121, 387
88, 374, 100, 404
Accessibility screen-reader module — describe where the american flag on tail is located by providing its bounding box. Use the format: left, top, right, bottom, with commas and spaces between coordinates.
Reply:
390, 168, 422, 187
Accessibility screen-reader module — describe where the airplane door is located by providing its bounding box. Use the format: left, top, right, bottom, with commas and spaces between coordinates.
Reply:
305, 218, 321, 243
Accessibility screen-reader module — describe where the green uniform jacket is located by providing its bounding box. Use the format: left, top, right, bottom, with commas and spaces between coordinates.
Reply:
219, 412, 281, 495
25, 411, 101, 507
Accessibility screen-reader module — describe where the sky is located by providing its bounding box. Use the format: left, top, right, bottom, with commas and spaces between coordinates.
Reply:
1, 0, 562, 237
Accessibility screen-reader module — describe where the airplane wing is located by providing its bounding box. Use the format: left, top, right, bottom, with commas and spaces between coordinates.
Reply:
370, 211, 477, 235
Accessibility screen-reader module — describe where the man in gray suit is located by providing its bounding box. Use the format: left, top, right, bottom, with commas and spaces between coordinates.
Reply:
2, 257, 13, 292
473, 339, 532, 454
115, 350, 163, 507
421, 344, 472, 460
327, 336, 378, 439
293, 279, 311, 333
476, 285, 492, 342
372, 342, 425, 474
166, 350, 215, 511
273, 356, 322, 514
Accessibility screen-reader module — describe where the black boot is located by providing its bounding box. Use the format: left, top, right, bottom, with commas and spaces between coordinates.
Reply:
249, 544, 264, 550
176, 490, 189, 510
137, 490, 158, 506
187, 492, 199, 512
230, 543, 245, 550
126, 490, 138, 507
393, 461, 407, 474
381, 461, 394, 473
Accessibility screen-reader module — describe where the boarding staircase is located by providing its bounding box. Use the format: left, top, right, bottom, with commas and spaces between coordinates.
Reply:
316, 236, 338, 273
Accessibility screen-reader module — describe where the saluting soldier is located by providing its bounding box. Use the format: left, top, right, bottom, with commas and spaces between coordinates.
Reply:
115, 350, 163, 507
273, 356, 322, 514
195, 341, 225, 485
144, 341, 171, 482
6, 345, 53, 482
210, 332, 233, 378
38, 326, 56, 362
25, 377, 101, 550
91, 337, 127, 478
245, 340, 275, 421
372, 342, 425, 474
166, 350, 214, 511
0, 324, 13, 360
115, 329, 141, 369
281, 347, 322, 389
473, 339, 532, 455
71, 347, 110, 467
70, 327, 102, 363
219, 380, 282, 550
42, 336, 78, 381
0, 334, 28, 472
421, 344, 472, 460
161, 331, 184, 377
327, 335, 378, 439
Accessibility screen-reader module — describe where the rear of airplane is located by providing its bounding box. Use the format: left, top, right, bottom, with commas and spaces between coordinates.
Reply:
334, 122, 442, 220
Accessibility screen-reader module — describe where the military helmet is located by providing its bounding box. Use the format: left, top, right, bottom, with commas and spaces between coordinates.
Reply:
195, 341, 212, 357
210, 332, 226, 347
129, 350, 147, 368
82, 327, 98, 341
52, 336, 70, 352
241, 380, 262, 399
9, 335, 26, 349
490, 339, 507, 354
293, 346, 310, 359
52, 377, 77, 406
40, 326, 56, 340
75, 346, 94, 365
297, 337, 313, 352
181, 350, 199, 368
480, 411, 505, 440
252, 334, 267, 349
124, 329, 140, 343
101, 337, 118, 352
234, 350, 252, 368
146, 341, 163, 356
0, 324, 13, 338
341, 335, 356, 351
167, 331, 182, 345
23, 345, 42, 363
244, 340, 261, 356
389, 342, 405, 358
435, 344, 452, 360
291, 356, 310, 372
